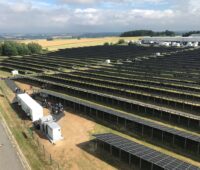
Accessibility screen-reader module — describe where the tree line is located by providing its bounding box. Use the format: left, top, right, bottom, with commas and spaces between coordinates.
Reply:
121, 30, 200, 37
0, 41, 43, 56
182, 31, 200, 37
120, 30, 175, 37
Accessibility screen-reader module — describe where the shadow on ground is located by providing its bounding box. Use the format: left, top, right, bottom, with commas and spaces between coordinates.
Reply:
77, 139, 133, 170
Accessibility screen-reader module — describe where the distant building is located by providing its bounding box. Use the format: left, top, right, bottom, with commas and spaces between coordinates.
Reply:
190, 34, 200, 37
142, 36, 200, 44
46, 37, 54, 41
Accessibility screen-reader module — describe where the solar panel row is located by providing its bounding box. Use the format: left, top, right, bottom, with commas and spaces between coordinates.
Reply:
22, 75, 200, 121
39, 89, 200, 145
54, 76, 197, 119
93, 133, 200, 170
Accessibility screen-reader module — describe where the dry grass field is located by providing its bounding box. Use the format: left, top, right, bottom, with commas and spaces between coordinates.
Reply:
19, 37, 141, 51
0, 70, 11, 78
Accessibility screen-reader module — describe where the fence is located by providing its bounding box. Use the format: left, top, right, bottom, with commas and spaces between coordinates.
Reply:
21, 119, 61, 170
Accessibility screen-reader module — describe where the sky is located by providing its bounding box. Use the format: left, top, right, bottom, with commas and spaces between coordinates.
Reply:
0, 0, 200, 33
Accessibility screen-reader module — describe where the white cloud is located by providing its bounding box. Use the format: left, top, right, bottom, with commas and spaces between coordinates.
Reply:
188, 0, 200, 14
59, 0, 164, 4
51, 16, 69, 23
74, 8, 98, 13
130, 9, 174, 19
10, 3, 31, 12
0, 0, 200, 33
73, 9, 103, 25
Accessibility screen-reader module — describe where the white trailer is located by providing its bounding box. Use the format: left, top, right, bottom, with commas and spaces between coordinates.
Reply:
46, 122, 63, 143
17, 93, 43, 122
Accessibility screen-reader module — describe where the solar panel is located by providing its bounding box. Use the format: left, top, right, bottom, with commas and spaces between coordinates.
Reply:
120, 144, 140, 154
115, 141, 135, 148
187, 166, 200, 170
173, 162, 191, 170
163, 159, 183, 169
134, 148, 153, 157
150, 154, 167, 164
141, 150, 159, 160
155, 156, 173, 167
93, 133, 200, 170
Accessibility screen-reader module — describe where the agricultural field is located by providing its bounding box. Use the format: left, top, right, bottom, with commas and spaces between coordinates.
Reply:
18, 37, 141, 51
0, 70, 11, 78
0, 45, 200, 170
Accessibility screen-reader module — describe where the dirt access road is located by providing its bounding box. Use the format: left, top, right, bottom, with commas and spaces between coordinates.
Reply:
0, 120, 25, 170
37, 111, 116, 170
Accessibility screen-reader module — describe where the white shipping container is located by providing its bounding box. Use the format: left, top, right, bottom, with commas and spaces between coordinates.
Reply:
17, 93, 43, 122
46, 122, 63, 143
